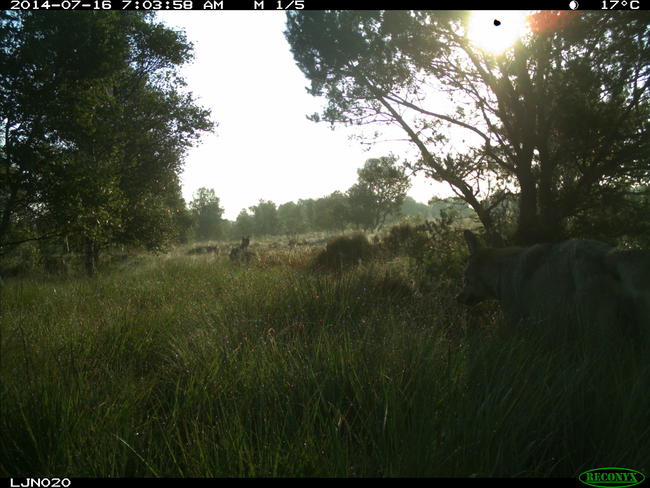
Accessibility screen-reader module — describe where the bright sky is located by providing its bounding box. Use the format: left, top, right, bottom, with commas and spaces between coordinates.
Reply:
468, 11, 530, 54
156, 11, 450, 220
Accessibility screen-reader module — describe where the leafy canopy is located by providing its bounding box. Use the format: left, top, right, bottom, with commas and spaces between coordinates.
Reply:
286, 11, 650, 244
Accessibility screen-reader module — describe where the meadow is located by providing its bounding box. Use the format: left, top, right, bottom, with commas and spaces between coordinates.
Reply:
1, 234, 649, 477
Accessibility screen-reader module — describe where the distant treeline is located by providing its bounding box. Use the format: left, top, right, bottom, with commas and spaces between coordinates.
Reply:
186, 188, 475, 243
186, 155, 474, 243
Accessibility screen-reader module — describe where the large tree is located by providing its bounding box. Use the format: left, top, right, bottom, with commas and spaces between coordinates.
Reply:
189, 187, 224, 241
285, 11, 650, 244
1, 11, 213, 273
347, 156, 411, 230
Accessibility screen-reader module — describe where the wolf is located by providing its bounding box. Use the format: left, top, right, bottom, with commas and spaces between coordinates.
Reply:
229, 236, 255, 263
457, 230, 648, 337
605, 248, 650, 330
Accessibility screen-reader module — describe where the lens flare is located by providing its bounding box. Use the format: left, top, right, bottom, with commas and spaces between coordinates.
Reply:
467, 11, 531, 54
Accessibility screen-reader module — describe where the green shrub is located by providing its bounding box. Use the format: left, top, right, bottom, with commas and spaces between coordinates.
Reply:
379, 214, 468, 293
378, 221, 424, 258
313, 233, 374, 271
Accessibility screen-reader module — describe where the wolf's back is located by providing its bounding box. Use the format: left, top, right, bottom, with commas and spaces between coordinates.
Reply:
501, 239, 616, 326
606, 248, 650, 329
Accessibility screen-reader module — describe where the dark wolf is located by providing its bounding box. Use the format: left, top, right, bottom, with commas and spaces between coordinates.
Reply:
605, 248, 650, 331
230, 236, 254, 263
457, 230, 648, 338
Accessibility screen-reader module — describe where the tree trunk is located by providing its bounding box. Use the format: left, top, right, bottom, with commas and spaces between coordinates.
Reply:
536, 137, 564, 242
515, 174, 540, 245
84, 237, 98, 277
538, 186, 563, 242
0, 183, 18, 246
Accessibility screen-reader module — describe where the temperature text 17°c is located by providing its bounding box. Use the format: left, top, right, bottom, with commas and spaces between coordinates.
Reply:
601, 0, 640, 8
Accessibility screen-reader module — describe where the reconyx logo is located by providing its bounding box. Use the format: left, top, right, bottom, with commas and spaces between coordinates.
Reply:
579, 467, 646, 488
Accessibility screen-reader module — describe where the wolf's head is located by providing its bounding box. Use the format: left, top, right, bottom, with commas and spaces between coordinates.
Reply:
457, 230, 498, 305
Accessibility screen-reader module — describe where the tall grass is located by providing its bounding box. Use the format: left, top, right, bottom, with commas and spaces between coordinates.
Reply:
1, 252, 648, 477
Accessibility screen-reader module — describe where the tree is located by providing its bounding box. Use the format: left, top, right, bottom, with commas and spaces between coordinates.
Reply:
400, 196, 435, 220
189, 188, 224, 241
347, 183, 377, 230
285, 11, 650, 244
233, 209, 255, 239
1, 11, 213, 274
428, 196, 474, 220
277, 201, 306, 236
297, 198, 317, 232
312, 192, 350, 232
250, 200, 280, 236
347, 156, 411, 230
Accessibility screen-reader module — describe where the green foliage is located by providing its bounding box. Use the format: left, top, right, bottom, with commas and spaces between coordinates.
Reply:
277, 201, 306, 236
379, 222, 424, 257
566, 185, 650, 248
310, 192, 350, 232
189, 188, 224, 242
0, 241, 40, 277
378, 214, 468, 292
219, 154, 413, 239
285, 11, 650, 244
250, 200, 280, 237
427, 197, 474, 220
313, 233, 374, 272
399, 196, 438, 221
347, 183, 377, 230
221, 195, 477, 242
347, 156, 411, 230
1, 11, 213, 271
233, 209, 255, 239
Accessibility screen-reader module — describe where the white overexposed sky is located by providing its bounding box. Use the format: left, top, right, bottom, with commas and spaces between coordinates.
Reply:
155, 11, 455, 220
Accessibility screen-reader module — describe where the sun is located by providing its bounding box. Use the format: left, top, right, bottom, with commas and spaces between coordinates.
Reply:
467, 11, 531, 54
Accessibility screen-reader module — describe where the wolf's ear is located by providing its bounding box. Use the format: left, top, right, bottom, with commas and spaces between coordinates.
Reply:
464, 230, 482, 254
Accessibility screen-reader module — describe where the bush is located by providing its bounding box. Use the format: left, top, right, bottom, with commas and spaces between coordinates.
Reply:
313, 233, 374, 271
379, 214, 469, 293
0, 242, 40, 278
378, 221, 428, 258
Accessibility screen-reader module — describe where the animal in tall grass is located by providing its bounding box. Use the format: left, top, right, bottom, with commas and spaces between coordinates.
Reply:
457, 230, 649, 339
605, 248, 650, 330
229, 236, 255, 263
